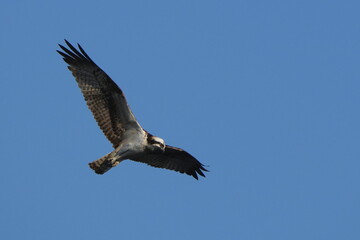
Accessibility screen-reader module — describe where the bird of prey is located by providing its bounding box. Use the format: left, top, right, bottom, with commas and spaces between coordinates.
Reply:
57, 40, 208, 179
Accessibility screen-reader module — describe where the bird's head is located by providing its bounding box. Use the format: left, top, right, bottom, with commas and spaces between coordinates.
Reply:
147, 135, 165, 153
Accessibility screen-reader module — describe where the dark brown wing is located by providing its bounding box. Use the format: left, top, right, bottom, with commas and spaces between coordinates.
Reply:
131, 145, 208, 180
57, 40, 141, 148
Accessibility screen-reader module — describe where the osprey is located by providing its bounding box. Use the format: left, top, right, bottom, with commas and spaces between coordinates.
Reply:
57, 40, 208, 179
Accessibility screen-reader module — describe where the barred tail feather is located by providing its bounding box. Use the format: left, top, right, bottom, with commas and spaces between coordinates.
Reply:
89, 153, 119, 174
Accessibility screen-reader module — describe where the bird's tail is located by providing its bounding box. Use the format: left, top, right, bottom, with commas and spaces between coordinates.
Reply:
89, 152, 120, 174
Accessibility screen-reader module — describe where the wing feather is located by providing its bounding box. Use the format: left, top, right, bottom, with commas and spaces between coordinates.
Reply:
57, 40, 141, 147
131, 145, 208, 180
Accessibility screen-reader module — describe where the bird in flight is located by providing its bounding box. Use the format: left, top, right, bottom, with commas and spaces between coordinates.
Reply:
57, 40, 208, 179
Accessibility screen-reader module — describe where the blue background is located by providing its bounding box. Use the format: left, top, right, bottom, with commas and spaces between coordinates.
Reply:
1, 1, 359, 239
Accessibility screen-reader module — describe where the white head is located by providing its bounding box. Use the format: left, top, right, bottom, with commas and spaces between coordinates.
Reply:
147, 134, 165, 153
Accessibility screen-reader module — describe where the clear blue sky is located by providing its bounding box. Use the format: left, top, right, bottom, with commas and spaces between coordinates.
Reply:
1, 1, 359, 239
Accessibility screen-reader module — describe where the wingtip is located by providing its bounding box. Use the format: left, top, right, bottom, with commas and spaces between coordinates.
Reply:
191, 164, 209, 180
201, 165, 209, 173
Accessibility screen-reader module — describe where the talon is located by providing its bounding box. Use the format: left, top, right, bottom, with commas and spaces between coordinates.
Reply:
112, 161, 120, 167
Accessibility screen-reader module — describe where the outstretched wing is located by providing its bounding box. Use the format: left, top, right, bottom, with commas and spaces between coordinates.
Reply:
131, 145, 208, 180
57, 40, 141, 148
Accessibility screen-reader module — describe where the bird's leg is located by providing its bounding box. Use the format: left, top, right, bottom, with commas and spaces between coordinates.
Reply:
112, 161, 120, 167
